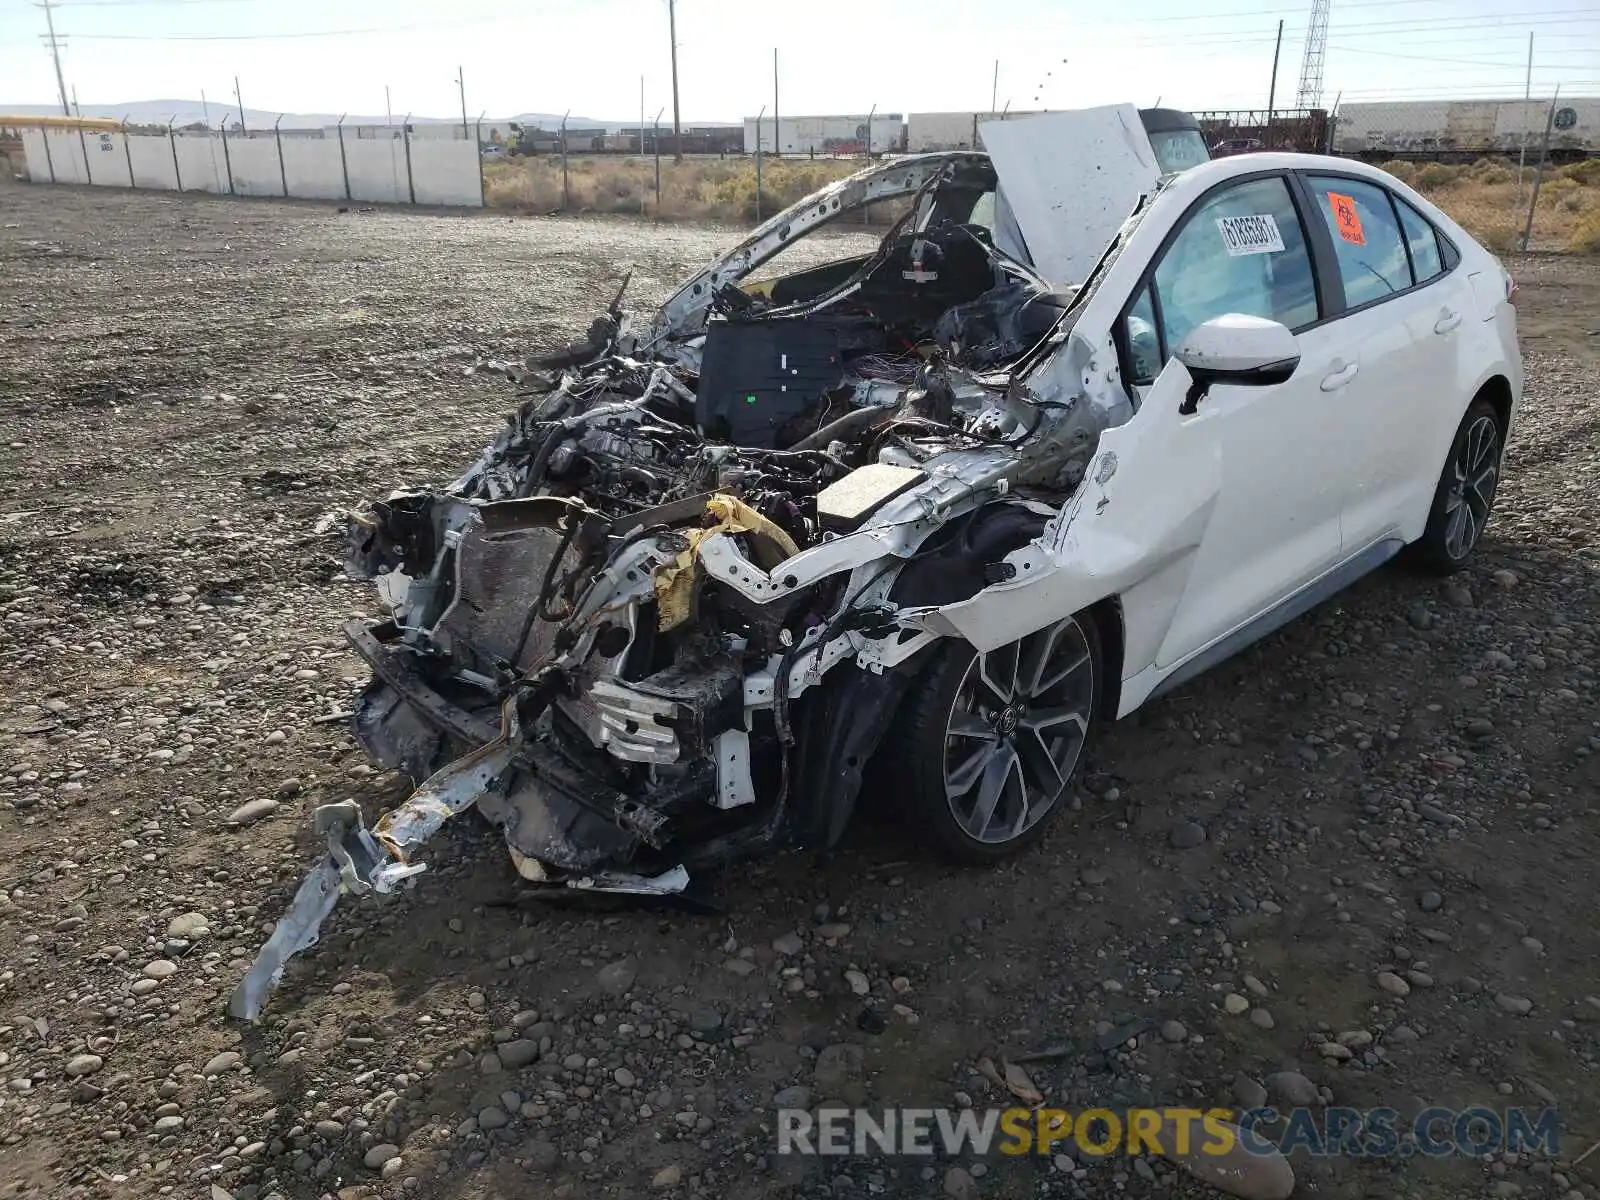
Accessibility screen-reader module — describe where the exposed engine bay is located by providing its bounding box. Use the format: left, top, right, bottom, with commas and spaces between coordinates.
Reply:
229, 148, 1147, 1020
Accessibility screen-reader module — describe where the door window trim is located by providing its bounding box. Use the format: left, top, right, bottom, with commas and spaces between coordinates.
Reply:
1113, 168, 1327, 389
1291, 169, 1462, 321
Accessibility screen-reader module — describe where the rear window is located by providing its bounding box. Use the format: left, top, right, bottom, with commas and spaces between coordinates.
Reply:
1305, 175, 1413, 308
1395, 197, 1445, 283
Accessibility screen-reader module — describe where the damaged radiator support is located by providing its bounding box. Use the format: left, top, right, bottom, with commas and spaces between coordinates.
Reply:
226, 697, 688, 1020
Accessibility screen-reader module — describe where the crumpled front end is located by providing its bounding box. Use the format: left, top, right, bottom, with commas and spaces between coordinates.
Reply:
231, 147, 1147, 1020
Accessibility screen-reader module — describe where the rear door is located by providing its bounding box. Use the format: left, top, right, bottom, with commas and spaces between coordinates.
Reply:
1114, 171, 1349, 669
1297, 172, 1475, 548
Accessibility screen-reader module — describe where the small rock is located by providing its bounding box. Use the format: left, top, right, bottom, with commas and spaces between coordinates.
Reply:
65, 1054, 103, 1077
772, 932, 804, 956
1158, 1114, 1295, 1200
201, 1051, 240, 1077
142, 959, 178, 979
1491, 569, 1519, 587
1377, 971, 1411, 997
652, 1164, 683, 1188
816, 922, 851, 940
1169, 820, 1207, 850
498, 1040, 539, 1070
477, 1105, 509, 1130
1249, 1007, 1276, 1030
1419, 891, 1444, 913
596, 958, 638, 996
943, 1166, 976, 1198
1232, 1073, 1269, 1110
1495, 993, 1534, 1016
774, 1084, 813, 1108
844, 969, 871, 996
1265, 1071, 1318, 1107
614, 1067, 636, 1089
225, 798, 279, 826
1223, 993, 1251, 1015
1160, 1020, 1188, 1043
363, 1143, 401, 1169
167, 912, 209, 939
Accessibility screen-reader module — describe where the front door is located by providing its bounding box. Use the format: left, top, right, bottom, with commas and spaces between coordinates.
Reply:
1118, 172, 1350, 669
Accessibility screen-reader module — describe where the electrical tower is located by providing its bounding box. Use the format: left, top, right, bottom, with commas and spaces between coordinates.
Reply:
1295, 0, 1330, 111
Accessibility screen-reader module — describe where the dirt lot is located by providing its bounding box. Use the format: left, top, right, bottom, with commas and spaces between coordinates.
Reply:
1, 181, 1597, 1200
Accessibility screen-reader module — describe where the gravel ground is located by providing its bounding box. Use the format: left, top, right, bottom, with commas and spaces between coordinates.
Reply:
0, 181, 1597, 1200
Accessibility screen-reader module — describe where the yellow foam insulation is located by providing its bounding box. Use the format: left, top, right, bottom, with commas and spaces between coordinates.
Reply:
653, 493, 800, 632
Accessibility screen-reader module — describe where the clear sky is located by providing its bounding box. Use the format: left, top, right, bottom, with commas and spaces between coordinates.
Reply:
3, 0, 1597, 121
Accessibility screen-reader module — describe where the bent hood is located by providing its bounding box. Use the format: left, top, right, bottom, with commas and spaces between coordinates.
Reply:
982, 103, 1163, 287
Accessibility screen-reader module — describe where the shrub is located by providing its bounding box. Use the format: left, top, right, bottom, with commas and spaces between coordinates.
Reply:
1560, 159, 1600, 186
1569, 211, 1600, 253
1416, 163, 1464, 190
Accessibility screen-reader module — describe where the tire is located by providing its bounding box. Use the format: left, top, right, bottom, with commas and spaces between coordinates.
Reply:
894, 611, 1103, 865
1412, 398, 1504, 574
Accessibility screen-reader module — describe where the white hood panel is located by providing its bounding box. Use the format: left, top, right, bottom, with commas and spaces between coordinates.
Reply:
981, 104, 1162, 287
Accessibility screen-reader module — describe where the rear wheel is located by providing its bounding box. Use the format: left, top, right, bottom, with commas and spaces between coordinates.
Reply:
1413, 399, 1503, 573
896, 613, 1102, 864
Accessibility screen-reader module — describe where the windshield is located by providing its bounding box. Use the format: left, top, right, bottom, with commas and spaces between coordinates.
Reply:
1148, 129, 1210, 175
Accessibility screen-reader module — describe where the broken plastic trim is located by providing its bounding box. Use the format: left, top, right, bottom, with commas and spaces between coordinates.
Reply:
226, 701, 521, 1021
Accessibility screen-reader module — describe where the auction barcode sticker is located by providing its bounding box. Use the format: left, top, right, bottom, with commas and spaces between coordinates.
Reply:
1216, 214, 1285, 256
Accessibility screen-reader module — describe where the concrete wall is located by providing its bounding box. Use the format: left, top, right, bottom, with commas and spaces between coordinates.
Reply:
21, 126, 482, 206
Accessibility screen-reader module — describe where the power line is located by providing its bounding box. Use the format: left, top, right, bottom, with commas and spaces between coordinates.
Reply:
1328, 42, 1597, 66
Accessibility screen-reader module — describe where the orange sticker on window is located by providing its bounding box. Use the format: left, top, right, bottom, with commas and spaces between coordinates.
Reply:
1327, 191, 1365, 245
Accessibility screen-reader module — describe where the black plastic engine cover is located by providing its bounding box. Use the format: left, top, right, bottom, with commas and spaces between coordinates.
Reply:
695, 318, 842, 448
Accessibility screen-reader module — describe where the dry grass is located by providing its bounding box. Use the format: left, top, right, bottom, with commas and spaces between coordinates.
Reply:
1381, 158, 1600, 253
483, 153, 1600, 254
482, 155, 864, 224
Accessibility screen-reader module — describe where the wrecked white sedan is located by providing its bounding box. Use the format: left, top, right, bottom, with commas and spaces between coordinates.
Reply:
231, 106, 1522, 1018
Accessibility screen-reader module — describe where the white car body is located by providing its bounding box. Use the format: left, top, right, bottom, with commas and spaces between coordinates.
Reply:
232, 107, 1523, 1020
929, 149, 1522, 714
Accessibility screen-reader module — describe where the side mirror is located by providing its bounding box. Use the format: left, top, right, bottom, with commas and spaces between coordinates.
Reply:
1174, 314, 1300, 414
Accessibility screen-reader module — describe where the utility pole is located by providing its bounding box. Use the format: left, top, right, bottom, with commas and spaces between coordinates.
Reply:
1265, 19, 1284, 149
456, 67, 469, 142
1517, 33, 1534, 191
991, 60, 999, 114
39, 0, 71, 116
71, 83, 81, 118
667, 0, 682, 162
234, 75, 245, 132
639, 75, 646, 156
772, 48, 780, 159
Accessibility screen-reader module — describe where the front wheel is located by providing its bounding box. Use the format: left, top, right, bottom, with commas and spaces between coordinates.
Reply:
894, 613, 1102, 865
1412, 399, 1503, 573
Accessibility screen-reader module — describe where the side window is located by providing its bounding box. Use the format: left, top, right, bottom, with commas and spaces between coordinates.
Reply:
1125, 283, 1161, 383
1306, 176, 1413, 307
1395, 196, 1444, 283
1124, 175, 1318, 383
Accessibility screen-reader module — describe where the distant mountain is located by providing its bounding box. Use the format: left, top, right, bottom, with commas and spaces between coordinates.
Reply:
0, 100, 614, 131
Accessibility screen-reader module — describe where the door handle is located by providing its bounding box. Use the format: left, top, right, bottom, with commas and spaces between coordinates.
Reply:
1320, 361, 1359, 392
1434, 310, 1463, 334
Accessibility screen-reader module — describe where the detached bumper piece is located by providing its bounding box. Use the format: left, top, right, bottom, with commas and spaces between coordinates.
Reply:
227, 710, 519, 1021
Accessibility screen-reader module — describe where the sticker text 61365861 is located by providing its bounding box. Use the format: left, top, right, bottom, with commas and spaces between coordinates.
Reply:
1216, 214, 1285, 256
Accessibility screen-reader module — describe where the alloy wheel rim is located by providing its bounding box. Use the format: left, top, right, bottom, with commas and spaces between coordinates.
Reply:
942, 618, 1095, 845
1443, 415, 1500, 560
